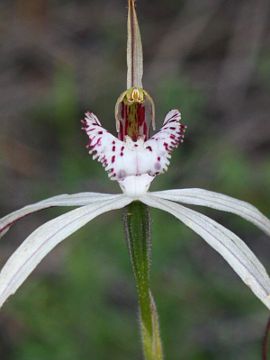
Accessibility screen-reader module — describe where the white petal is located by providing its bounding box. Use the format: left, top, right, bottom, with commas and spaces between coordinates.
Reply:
144, 110, 186, 176
0, 196, 132, 308
141, 195, 270, 310
82, 111, 186, 182
152, 188, 270, 236
82, 112, 126, 180
0, 192, 118, 238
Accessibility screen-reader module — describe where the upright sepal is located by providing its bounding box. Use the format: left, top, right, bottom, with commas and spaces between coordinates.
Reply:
127, 0, 143, 89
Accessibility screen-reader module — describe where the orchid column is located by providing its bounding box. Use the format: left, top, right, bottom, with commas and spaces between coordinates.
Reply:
120, 1, 163, 359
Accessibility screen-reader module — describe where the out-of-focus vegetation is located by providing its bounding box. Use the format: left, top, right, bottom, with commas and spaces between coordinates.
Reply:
0, 0, 270, 359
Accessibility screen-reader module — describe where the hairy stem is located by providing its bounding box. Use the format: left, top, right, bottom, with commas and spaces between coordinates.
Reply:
263, 316, 270, 360
123, 201, 163, 360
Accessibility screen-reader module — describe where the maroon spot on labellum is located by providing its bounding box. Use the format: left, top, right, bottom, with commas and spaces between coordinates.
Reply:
112, 146, 116, 152
146, 146, 152, 152
170, 134, 175, 139
134, 144, 138, 147
120, 153, 124, 157
157, 157, 161, 161
112, 141, 116, 144
98, 131, 103, 135
121, 146, 125, 151
111, 155, 116, 163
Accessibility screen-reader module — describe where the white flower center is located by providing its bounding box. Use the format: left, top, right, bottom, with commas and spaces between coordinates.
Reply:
118, 174, 154, 197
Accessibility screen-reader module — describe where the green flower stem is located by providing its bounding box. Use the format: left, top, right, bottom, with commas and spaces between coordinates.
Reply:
124, 201, 163, 360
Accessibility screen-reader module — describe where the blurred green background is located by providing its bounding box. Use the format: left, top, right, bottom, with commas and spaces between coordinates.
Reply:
0, 0, 270, 359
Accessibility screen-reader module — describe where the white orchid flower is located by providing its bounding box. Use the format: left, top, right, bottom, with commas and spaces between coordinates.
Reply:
1, 105, 270, 311
1, 0, 270, 323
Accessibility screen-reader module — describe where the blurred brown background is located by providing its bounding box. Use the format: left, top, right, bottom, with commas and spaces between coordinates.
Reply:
0, 0, 270, 359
